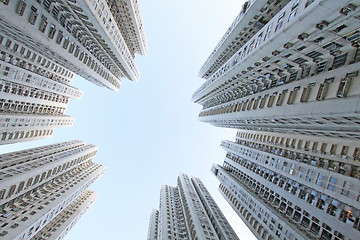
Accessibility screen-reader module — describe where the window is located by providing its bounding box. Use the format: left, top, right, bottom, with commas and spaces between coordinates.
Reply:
68, 42, 75, 53
275, 12, 285, 32
316, 79, 332, 101
300, 84, 312, 103
56, 31, 63, 44
7, 185, 16, 198
39, 16, 48, 33
255, 33, 263, 48
341, 181, 352, 196
17, 181, 25, 193
288, 9, 297, 22
248, 40, 255, 54
330, 144, 337, 155
323, 42, 343, 54
316, 173, 325, 186
353, 147, 360, 161
63, 37, 70, 49
0, 189, 5, 200
316, 61, 327, 73
16, 1, 27, 16
29, 6, 38, 25
48, 25, 56, 39
306, 51, 322, 59
287, 87, 299, 104
332, 53, 348, 69
264, 23, 273, 41
334, 24, 347, 33
276, 90, 287, 106
26, 178, 33, 187
337, 77, 352, 98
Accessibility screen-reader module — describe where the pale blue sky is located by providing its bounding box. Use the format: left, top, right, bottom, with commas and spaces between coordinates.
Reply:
0, 0, 257, 239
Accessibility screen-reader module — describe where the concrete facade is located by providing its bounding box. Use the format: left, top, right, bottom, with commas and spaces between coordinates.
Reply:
0, 0, 147, 91
0, 33, 78, 145
193, 0, 360, 139
212, 129, 360, 240
147, 209, 159, 240
193, 1, 360, 240
0, 140, 104, 240
0, 0, 147, 145
148, 174, 239, 240
33, 190, 98, 240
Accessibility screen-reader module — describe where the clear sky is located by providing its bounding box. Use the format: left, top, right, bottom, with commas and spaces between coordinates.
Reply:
0, 0, 257, 239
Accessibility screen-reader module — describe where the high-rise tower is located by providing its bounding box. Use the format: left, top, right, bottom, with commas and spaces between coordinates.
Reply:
32, 190, 98, 240
0, 32, 80, 145
0, 140, 104, 240
193, 0, 360, 240
0, 0, 147, 92
147, 209, 159, 240
212, 129, 360, 240
0, 0, 147, 145
193, 0, 360, 139
148, 174, 239, 240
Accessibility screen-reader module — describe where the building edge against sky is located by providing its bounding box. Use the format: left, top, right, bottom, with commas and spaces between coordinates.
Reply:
193, 0, 360, 240
211, 128, 360, 240
192, 0, 360, 139
198, 0, 291, 80
0, 0, 147, 239
0, 0, 147, 92
33, 190, 98, 240
0, 0, 148, 146
0, 140, 104, 240
0, 31, 79, 145
147, 174, 239, 240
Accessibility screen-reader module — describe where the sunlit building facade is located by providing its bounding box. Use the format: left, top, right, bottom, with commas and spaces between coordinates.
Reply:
198, 0, 291, 80
0, 32, 80, 145
148, 174, 239, 240
193, 0, 360, 139
32, 190, 98, 240
147, 209, 159, 240
0, 0, 147, 92
212, 128, 360, 240
194, 0, 360, 240
0, 0, 147, 145
0, 140, 104, 240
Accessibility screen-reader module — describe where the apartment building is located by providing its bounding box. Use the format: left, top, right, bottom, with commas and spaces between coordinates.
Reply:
0, 140, 104, 240
194, 0, 360, 239
148, 174, 239, 240
193, 0, 360, 139
0, 0, 147, 91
